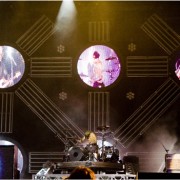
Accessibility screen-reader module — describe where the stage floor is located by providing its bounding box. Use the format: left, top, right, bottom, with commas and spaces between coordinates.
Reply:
34, 172, 180, 180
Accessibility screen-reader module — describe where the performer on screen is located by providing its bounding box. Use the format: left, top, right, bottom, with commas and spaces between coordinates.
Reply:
175, 59, 180, 80
0, 46, 8, 88
0, 46, 21, 88
88, 51, 105, 88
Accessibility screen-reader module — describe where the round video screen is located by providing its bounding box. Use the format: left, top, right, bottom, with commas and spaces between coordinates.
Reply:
77, 45, 121, 88
0, 46, 25, 88
175, 58, 180, 80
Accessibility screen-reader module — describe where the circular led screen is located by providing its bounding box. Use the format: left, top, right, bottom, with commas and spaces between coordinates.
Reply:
77, 45, 121, 88
0, 46, 25, 88
175, 58, 180, 80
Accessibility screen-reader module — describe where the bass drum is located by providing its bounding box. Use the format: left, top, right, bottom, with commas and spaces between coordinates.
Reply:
68, 146, 84, 161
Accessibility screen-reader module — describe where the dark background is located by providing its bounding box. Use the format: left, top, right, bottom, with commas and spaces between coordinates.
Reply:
0, 1, 180, 178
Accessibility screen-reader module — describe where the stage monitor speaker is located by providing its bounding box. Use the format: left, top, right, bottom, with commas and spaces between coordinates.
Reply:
165, 154, 180, 172
0, 145, 14, 179
123, 155, 139, 174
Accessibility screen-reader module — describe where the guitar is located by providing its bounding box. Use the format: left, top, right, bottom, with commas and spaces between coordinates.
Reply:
0, 71, 21, 88
175, 68, 180, 80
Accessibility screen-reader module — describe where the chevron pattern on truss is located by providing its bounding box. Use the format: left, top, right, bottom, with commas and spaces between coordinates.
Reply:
89, 21, 110, 42
88, 92, 110, 132
141, 14, 180, 55
126, 56, 169, 77
29, 152, 64, 173
29, 57, 72, 77
16, 15, 58, 56
15, 79, 84, 145
114, 78, 180, 148
125, 152, 165, 172
0, 92, 14, 133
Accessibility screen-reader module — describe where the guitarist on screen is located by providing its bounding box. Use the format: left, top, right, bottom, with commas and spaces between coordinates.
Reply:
87, 51, 105, 88
0, 46, 9, 88
0, 46, 21, 88
175, 59, 180, 80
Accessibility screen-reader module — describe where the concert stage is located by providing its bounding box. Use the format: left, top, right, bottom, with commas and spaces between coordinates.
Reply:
34, 153, 180, 179
34, 161, 137, 179
54, 161, 125, 173
34, 171, 180, 180
33, 161, 180, 179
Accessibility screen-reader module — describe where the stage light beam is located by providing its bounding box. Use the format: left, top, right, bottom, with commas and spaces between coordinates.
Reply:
55, 0, 77, 40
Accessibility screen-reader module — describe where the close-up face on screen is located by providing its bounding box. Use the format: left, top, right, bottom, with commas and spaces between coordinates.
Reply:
77, 45, 121, 88
0, 46, 25, 89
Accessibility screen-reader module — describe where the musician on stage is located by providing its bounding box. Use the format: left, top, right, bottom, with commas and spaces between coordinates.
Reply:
79, 131, 97, 144
77, 130, 98, 161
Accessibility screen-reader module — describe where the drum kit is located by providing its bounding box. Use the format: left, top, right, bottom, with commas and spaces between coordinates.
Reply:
62, 126, 119, 163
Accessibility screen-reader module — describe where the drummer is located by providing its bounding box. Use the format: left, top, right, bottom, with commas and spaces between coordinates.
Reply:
81, 131, 97, 144
77, 130, 98, 161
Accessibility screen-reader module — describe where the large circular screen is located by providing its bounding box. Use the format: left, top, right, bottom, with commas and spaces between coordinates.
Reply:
0, 46, 25, 88
77, 45, 121, 88
175, 58, 180, 80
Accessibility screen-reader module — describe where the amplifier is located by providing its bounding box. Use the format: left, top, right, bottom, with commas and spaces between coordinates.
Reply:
165, 154, 180, 172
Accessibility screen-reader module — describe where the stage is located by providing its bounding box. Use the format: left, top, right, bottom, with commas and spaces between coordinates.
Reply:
34, 172, 180, 180
34, 161, 180, 179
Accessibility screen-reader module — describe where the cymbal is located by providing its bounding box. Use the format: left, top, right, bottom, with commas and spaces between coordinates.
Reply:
95, 131, 112, 135
97, 125, 110, 131
96, 132, 113, 140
